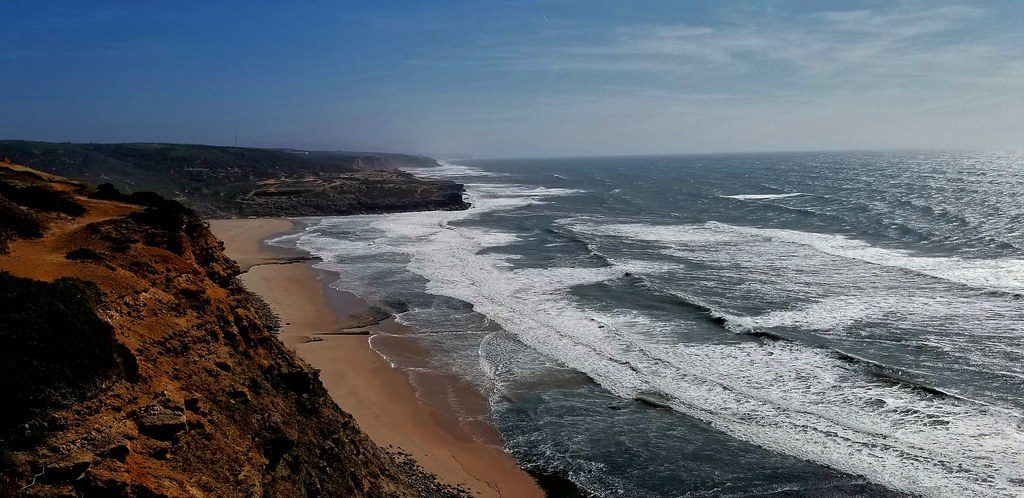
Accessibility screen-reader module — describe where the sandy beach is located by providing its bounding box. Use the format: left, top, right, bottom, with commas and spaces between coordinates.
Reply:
209, 218, 543, 498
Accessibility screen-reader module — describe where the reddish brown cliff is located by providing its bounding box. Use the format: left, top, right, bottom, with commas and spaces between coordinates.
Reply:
0, 161, 464, 497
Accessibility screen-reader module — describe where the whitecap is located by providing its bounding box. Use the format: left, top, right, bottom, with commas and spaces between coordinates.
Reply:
564, 219, 1024, 294
307, 207, 1024, 496
721, 192, 807, 200
403, 160, 504, 178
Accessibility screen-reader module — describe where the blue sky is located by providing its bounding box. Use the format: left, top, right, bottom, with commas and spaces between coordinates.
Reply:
2, 1, 1022, 157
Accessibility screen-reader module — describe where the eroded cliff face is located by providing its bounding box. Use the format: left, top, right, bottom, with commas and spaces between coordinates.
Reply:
0, 162, 463, 497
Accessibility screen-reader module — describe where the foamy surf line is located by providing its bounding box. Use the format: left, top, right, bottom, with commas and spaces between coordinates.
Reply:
322, 193, 1022, 496
385, 227, 1024, 496
280, 168, 1024, 496
402, 159, 506, 179
721, 192, 806, 200
563, 219, 1024, 294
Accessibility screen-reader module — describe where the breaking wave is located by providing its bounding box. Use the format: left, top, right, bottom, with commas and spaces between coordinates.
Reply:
721, 192, 807, 200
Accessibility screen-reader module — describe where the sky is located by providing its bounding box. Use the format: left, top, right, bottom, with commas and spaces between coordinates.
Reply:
1, 1, 1023, 158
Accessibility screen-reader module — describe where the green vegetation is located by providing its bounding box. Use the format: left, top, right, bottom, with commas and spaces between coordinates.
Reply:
65, 247, 103, 261
89, 182, 165, 207
0, 140, 452, 217
91, 183, 193, 248
92, 182, 191, 230
92, 183, 198, 255
130, 198, 191, 232
0, 196, 43, 253
0, 180, 84, 216
0, 140, 362, 194
0, 273, 134, 442
0, 174, 85, 253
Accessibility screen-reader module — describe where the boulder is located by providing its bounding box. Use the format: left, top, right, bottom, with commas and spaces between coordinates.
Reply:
135, 401, 187, 441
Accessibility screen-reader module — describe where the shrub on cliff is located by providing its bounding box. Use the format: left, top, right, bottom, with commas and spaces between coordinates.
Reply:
92, 183, 194, 253
0, 272, 135, 443
65, 247, 103, 261
128, 199, 196, 257
93, 183, 191, 232
89, 183, 165, 207
130, 199, 190, 231
0, 196, 43, 253
0, 180, 85, 216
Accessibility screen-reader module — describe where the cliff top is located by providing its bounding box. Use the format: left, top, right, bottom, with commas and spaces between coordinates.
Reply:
0, 160, 465, 497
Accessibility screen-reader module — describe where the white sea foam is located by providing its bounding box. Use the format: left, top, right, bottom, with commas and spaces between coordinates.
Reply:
462, 228, 522, 249
279, 230, 393, 258
376, 213, 1024, 496
567, 220, 1024, 293
712, 222, 1024, 293
721, 192, 806, 200
291, 185, 1024, 496
468, 184, 586, 199
742, 294, 1022, 334
569, 217, 1024, 391
404, 160, 504, 178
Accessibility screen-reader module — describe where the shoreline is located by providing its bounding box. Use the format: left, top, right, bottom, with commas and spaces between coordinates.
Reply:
209, 218, 543, 498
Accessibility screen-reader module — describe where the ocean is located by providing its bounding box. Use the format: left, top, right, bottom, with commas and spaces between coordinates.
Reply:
272, 152, 1024, 497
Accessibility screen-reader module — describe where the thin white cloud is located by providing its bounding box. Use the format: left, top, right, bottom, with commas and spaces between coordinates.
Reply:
404, 4, 1024, 156
523, 4, 1019, 90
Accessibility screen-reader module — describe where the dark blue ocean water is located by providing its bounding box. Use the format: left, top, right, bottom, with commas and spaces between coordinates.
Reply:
277, 152, 1024, 497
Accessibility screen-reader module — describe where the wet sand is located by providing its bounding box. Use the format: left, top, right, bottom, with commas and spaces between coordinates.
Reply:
208, 218, 542, 498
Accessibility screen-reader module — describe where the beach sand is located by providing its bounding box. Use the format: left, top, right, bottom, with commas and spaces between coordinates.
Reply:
209, 218, 543, 498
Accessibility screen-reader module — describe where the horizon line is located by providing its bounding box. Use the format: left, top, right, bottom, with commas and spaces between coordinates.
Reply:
0, 137, 1015, 163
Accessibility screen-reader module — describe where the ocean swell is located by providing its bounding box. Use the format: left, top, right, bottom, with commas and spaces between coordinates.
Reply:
284, 169, 1024, 497
565, 220, 1024, 294
310, 186, 1024, 496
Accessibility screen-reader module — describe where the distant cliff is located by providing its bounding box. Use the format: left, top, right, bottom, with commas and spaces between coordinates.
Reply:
0, 141, 469, 218
0, 161, 464, 497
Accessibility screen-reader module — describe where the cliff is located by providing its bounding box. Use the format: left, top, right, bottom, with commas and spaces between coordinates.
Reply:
0, 161, 465, 497
0, 141, 469, 218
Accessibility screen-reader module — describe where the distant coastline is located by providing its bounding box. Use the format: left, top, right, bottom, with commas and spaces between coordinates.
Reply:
0, 140, 470, 218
